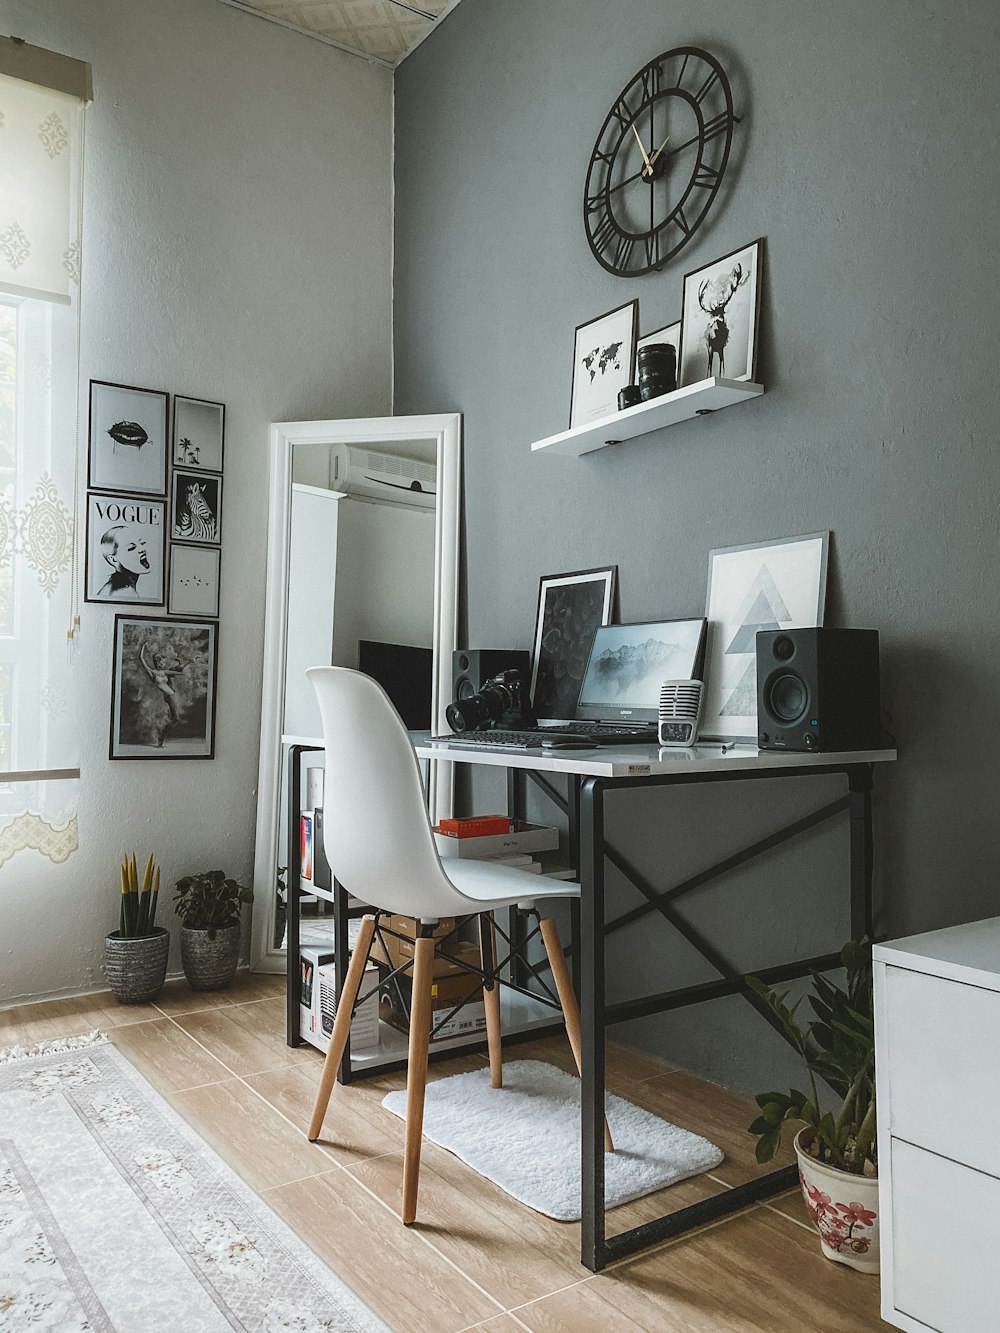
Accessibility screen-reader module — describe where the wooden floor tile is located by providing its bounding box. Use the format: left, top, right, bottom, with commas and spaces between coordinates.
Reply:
166, 1077, 328, 1191
151, 968, 284, 1017
0, 990, 159, 1045
245, 1063, 405, 1166
264, 1168, 501, 1332
501, 1033, 674, 1094
465, 1316, 532, 1332
554, 1207, 883, 1332
631, 1069, 796, 1187
109, 1017, 232, 1093
174, 998, 314, 1077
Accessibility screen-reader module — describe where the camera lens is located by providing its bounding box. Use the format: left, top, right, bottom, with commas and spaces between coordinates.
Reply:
446, 696, 489, 733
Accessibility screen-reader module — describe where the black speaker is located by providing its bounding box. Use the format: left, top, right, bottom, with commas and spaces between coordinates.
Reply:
756, 628, 881, 753
452, 649, 531, 703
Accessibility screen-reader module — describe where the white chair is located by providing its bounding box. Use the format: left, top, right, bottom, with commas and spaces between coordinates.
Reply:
305, 666, 612, 1225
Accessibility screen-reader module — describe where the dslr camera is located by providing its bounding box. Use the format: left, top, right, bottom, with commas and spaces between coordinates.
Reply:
446, 668, 535, 733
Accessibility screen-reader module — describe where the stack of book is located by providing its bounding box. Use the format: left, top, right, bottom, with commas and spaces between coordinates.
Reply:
432, 816, 572, 878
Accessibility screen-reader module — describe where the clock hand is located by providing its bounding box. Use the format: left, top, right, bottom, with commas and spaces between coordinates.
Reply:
649, 134, 670, 166
632, 124, 654, 177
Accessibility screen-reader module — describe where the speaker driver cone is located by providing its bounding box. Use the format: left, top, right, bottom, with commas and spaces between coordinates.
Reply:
766, 671, 809, 724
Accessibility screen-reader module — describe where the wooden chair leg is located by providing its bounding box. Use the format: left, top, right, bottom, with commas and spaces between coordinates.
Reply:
539, 915, 614, 1154
402, 933, 435, 1224
478, 912, 503, 1089
307, 914, 376, 1142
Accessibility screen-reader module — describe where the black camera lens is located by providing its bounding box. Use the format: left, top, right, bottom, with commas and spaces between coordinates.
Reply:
446, 696, 490, 733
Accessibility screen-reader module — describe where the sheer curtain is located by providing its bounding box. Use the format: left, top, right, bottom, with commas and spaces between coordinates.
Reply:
0, 43, 90, 867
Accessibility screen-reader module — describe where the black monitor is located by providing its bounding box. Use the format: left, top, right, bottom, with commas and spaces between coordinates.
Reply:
575, 619, 707, 724
357, 640, 433, 730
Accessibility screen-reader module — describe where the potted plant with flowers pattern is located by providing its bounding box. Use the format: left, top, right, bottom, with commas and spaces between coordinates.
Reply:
747, 939, 879, 1273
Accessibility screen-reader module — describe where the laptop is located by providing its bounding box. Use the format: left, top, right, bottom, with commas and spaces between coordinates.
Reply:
441, 618, 707, 750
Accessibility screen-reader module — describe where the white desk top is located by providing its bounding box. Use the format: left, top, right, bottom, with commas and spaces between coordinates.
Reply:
415, 734, 896, 779
283, 731, 895, 779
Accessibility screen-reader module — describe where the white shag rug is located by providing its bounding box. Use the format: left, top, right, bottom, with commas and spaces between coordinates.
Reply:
382, 1059, 723, 1221
0, 1032, 388, 1332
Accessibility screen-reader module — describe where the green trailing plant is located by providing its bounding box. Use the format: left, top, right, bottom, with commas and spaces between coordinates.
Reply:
118, 853, 161, 938
173, 870, 253, 937
747, 939, 876, 1177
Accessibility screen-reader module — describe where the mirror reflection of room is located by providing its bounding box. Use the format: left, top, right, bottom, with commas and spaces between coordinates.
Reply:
277, 439, 437, 950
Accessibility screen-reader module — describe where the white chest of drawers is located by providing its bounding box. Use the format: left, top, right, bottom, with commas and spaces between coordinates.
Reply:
875, 918, 1000, 1333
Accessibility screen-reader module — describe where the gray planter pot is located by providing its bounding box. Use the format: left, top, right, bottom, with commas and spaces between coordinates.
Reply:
104, 928, 170, 1004
180, 923, 240, 991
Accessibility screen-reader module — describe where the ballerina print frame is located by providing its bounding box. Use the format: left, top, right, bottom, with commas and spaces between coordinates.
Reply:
110, 615, 218, 759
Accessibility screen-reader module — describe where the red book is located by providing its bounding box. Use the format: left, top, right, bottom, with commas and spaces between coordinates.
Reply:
435, 815, 512, 839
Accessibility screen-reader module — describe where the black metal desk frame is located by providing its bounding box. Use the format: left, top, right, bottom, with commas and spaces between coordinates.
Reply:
287, 739, 878, 1273
508, 757, 875, 1273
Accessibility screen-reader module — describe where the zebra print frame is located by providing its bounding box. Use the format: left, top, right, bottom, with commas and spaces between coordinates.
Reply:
170, 469, 222, 546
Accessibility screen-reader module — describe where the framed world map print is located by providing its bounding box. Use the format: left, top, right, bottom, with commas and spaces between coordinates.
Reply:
569, 300, 638, 428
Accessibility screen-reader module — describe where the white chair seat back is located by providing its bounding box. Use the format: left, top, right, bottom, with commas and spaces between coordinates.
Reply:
307, 666, 469, 920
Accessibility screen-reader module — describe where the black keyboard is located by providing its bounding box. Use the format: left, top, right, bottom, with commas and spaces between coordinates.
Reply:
432, 725, 655, 750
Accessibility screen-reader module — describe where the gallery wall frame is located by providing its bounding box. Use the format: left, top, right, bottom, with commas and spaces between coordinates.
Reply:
679, 238, 763, 388
173, 394, 225, 473
87, 380, 169, 497
168, 542, 221, 618
109, 614, 219, 760
84, 491, 166, 606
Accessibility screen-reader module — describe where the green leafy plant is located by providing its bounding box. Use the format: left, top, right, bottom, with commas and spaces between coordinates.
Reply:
118, 853, 161, 938
173, 870, 253, 936
747, 939, 876, 1177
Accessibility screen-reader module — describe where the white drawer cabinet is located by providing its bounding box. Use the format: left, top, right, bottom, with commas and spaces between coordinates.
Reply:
875, 919, 1000, 1333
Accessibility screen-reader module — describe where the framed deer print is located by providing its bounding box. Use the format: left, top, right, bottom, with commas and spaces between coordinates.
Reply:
170, 469, 222, 546
678, 239, 763, 388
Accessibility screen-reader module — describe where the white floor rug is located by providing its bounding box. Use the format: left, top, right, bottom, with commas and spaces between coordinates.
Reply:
382, 1059, 723, 1222
0, 1032, 388, 1333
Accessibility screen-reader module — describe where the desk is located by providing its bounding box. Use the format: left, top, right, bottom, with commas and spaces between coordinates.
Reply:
414, 734, 896, 1272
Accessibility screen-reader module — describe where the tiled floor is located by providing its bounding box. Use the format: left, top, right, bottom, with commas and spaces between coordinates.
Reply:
1, 973, 889, 1331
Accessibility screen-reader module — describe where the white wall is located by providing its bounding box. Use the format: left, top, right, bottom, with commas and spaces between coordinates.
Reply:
332, 498, 436, 668
1, 0, 393, 1003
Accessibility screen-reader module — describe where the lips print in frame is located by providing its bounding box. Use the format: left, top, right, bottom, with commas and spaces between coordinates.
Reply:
88, 380, 169, 496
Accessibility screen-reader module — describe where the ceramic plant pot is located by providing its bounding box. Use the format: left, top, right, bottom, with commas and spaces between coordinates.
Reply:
180, 923, 240, 991
795, 1127, 880, 1273
104, 927, 170, 1004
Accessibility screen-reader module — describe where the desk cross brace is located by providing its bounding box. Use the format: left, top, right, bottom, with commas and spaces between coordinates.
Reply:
512, 760, 876, 1271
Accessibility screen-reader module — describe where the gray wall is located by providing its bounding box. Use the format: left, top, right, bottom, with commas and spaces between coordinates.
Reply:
1, 0, 392, 1003
393, 0, 1000, 1090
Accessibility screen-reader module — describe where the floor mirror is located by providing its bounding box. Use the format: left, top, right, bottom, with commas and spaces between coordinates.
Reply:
250, 414, 461, 971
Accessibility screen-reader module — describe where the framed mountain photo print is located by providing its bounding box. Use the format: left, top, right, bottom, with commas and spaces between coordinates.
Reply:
569, 300, 638, 429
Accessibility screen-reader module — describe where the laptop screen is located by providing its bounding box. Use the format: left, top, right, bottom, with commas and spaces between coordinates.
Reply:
575, 619, 707, 724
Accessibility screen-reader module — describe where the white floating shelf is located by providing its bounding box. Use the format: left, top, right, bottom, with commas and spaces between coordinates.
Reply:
531, 376, 764, 458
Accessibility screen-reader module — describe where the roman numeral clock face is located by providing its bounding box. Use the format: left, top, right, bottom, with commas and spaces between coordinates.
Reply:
584, 47, 736, 276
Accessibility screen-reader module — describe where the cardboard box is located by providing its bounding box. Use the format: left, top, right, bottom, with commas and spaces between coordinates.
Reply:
299, 947, 379, 1052
381, 968, 487, 1043
370, 915, 479, 979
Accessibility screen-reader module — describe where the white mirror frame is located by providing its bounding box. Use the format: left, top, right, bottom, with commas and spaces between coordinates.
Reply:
250, 413, 461, 970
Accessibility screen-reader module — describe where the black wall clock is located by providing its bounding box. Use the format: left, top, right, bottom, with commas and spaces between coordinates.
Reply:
584, 47, 737, 277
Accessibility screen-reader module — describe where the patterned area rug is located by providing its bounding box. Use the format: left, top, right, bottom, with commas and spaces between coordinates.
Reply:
0, 1033, 387, 1332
